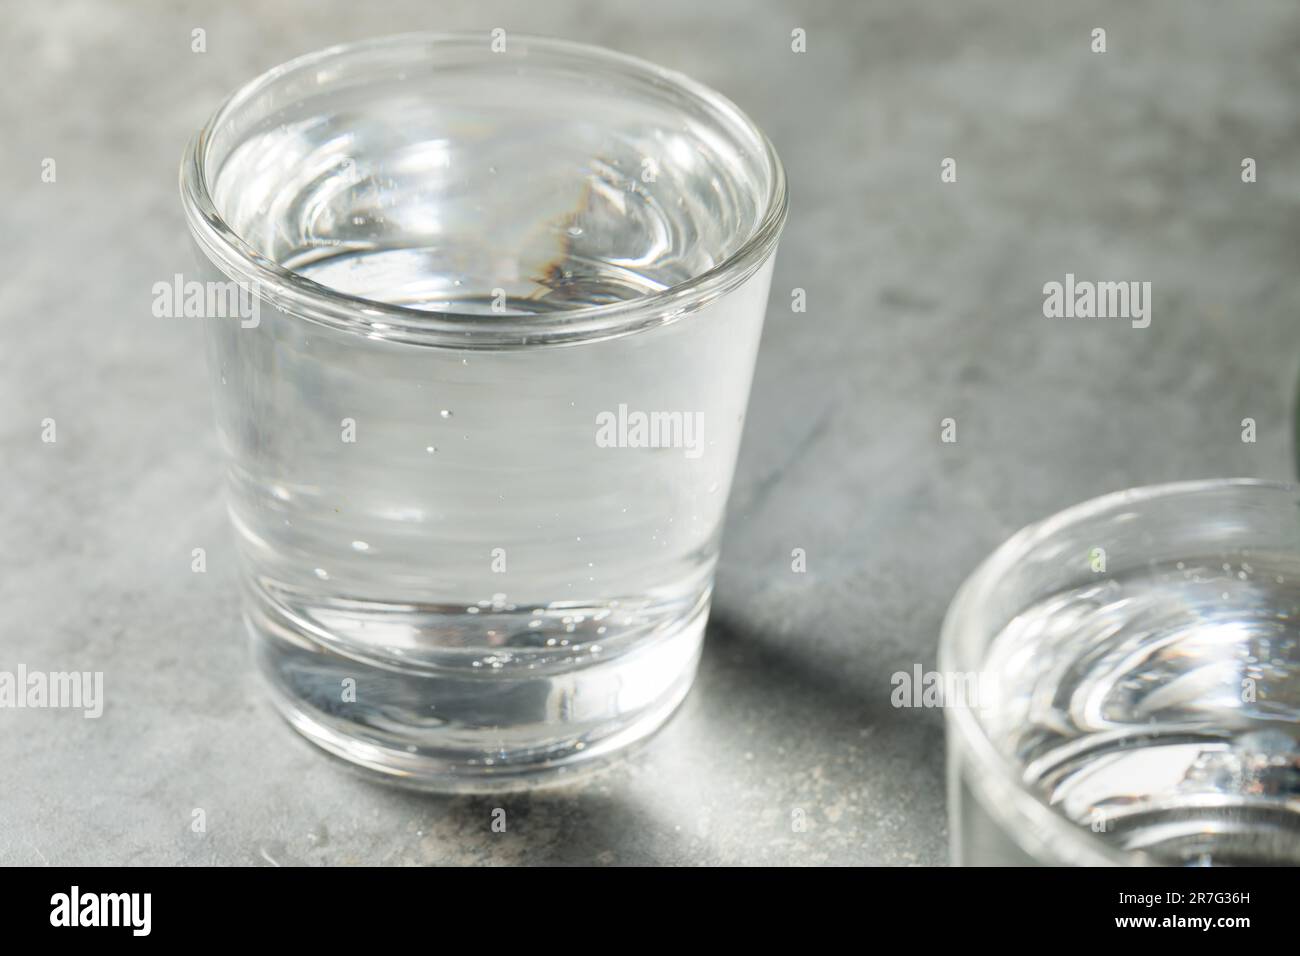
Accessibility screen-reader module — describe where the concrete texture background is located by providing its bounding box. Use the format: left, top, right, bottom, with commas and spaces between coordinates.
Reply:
1, 0, 1297, 865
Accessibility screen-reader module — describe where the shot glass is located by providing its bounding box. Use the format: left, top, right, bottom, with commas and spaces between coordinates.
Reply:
180, 34, 787, 788
941, 479, 1300, 865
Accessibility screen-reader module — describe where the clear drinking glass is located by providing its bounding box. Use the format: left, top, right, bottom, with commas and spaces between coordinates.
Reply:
179, 33, 787, 789
942, 479, 1300, 865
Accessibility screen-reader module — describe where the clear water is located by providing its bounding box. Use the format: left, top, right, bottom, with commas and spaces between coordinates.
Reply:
210, 85, 765, 316
198, 70, 776, 784
981, 557, 1300, 864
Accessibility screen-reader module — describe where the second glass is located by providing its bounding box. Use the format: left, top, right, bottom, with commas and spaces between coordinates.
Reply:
180, 34, 787, 788
942, 479, 1300, 865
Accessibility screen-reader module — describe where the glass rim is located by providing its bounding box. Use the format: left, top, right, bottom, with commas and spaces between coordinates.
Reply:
178, 31, 789, 349
939, 476, 1300, 865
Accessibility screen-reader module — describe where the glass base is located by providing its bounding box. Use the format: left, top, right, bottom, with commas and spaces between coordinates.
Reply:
249, 589, 707, 792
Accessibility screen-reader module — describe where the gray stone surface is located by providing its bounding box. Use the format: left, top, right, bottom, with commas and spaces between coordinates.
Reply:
2, 0, 1297, 865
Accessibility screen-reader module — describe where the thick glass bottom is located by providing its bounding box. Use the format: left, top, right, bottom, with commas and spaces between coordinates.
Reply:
248, 586, 707, 792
